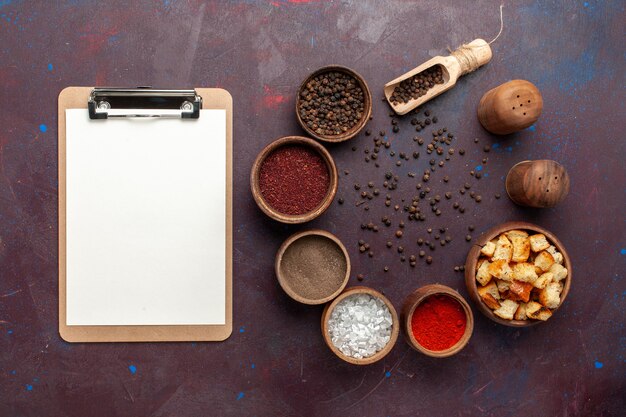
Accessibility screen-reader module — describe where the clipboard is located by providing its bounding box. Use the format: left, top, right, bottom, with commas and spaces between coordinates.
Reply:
58, 87, 233, 342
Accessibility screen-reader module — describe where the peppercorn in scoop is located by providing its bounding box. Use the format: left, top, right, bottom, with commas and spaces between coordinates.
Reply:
389, 65, 445, 105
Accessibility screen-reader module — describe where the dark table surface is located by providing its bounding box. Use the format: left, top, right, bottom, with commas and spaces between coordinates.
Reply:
1, 1, 624, 416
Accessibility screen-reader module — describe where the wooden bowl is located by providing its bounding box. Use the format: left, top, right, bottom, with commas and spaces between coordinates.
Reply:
275, 230, 350, 305
464, 221, 572, 327
250, 136, 338, 223
296, 65, 372, 143
400, 284, 474, 358
321, 286, 399, 365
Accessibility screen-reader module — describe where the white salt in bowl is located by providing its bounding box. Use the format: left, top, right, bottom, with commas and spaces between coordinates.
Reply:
321, 286, 399, 365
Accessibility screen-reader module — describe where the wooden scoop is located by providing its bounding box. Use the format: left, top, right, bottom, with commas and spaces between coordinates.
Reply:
384, 39, 493, 115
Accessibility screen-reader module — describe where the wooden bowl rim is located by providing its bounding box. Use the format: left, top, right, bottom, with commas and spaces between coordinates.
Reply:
295, 65, 372, 143
401, 284, 474, 358
250, 136, 338, 224
464, 221, 572, 327
275, 229, 351, 305
321, 286, 399, 365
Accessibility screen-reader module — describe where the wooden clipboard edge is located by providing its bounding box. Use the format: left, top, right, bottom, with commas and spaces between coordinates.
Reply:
58, 87, 233, 342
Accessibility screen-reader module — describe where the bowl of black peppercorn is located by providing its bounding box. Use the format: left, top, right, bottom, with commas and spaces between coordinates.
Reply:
296, 65, 372, 143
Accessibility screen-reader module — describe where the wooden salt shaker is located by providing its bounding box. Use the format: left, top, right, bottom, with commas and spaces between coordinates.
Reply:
505, 160, 570, 208
477, 80, 543, 134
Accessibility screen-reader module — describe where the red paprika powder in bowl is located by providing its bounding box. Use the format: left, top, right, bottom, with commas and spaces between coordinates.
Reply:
250, 136, 338, 224
400, 284, 474, 358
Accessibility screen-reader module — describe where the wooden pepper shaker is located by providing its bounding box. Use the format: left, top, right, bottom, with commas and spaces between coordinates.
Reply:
505, 160, 570, 208
477, 80, 543, 134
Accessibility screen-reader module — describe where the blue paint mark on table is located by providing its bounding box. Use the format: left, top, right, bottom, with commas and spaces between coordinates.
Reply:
475, 165, 483, 172
385, 371, 391, 378
47, 63, 53, 71
620, 248, 626, 255
239, 326, 245, 333
39, 124, 47, 133
594, 360, 603, 369
128, 365, 137, 374
236, 391, 245, 400
7, 329, 13, 334
0, 1, 16, 11
26, 384, 33, 391
251, 363, 255, 369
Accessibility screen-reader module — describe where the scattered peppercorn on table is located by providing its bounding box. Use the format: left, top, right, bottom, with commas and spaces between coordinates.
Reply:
2, 1, 624, 416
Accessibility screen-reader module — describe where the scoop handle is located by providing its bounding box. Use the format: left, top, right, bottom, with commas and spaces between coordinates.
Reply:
468, 39, 493, 67
452, 38, 493, 75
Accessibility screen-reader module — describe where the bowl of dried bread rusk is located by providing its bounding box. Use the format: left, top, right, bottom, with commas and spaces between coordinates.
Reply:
465, 221, 571, 327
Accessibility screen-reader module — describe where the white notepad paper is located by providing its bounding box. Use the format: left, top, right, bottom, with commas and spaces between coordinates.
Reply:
65, 109, 226, 326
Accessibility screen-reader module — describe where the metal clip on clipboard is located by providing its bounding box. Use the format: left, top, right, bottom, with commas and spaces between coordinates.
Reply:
88, 87, 202, 119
